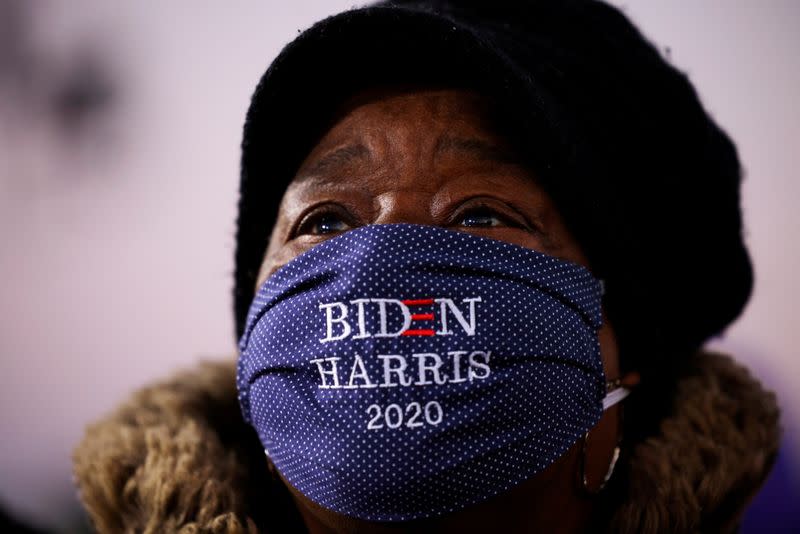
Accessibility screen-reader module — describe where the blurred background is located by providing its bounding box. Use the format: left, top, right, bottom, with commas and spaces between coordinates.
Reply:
0, 0, 798, 531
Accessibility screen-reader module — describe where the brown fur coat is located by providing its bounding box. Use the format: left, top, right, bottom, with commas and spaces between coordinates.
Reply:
72, 351, 780, 533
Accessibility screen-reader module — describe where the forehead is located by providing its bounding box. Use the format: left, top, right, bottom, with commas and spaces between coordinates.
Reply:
331, 86, 493, 119
290, 87, 525, 186
313, 87, 501, 144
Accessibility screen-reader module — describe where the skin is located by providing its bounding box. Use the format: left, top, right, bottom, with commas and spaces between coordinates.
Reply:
256, 87, 636, 533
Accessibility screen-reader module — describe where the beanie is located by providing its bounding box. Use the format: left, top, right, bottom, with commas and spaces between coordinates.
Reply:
234, 0, 753, 382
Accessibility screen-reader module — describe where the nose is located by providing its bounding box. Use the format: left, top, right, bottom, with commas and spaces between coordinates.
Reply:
372, 189, 436, 226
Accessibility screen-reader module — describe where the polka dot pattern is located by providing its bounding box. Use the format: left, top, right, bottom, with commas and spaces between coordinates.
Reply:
237, 223, 606, 521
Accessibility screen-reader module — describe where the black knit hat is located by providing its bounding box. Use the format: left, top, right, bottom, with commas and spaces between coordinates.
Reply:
235, 0, 752, 380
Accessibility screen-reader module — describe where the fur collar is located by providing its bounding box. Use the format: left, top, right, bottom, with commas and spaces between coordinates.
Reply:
72, 351, 779, 533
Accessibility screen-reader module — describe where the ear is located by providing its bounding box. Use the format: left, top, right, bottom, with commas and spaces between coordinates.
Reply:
621, 371, 641, 388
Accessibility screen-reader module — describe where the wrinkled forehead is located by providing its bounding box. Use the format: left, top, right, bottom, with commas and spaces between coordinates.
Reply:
286, 85, 531, 190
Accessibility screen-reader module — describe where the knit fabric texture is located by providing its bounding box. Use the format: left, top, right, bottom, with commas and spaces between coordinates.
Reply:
234, 0, 752, 380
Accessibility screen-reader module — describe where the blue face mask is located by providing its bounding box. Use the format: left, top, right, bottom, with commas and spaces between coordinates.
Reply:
237, 223, 626, 522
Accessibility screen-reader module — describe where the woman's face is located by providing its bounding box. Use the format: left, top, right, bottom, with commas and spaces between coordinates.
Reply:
258, 88, 622, 532
259, 88, 595, 287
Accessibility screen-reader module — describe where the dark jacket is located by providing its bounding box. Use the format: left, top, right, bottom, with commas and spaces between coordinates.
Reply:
73, 350, 779, 533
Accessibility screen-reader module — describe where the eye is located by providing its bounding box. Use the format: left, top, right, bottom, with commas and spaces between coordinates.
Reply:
295, 209, 351, 237
458, 207, 504, 228
454, 204, 531, 230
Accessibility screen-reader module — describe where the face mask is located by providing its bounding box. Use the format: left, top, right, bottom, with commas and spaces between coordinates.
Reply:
237, 223, 628, 522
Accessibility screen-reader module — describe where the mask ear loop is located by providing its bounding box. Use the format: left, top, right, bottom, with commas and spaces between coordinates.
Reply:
581, 379, 630, 494
581, 279, 638, 493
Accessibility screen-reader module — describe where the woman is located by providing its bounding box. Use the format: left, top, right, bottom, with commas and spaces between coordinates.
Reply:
73, 1, 780, 532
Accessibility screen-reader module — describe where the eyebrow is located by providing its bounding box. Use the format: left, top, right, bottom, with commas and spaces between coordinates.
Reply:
433, 135, 523, 166
297, 144, 371, 181
294, 134, 524, 185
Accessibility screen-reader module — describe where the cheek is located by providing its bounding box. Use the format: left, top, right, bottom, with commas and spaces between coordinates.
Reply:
597, 311, 620, 379
254, 204, 313, 289
255, 215, 305, 289
255, 240, 308, 290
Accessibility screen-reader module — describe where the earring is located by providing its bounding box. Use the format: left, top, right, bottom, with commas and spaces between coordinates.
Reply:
581, 383, 625, 494
580, 429, 621, 494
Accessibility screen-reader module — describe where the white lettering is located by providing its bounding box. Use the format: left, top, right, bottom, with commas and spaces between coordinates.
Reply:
435, 297, 482, 336
447, 350, 468, 383
413, 353, 449, 385
351, 299, 371, 339
425, 400, 444, 425
319, 302, 351, 343
318, 297, 482, 341
468, 350, 491, 381
366, 401, 445, 430
312, 349, 492, 390
310, 357, 341, 388
346, 354, 376, 389
372, 299, 412, 337
378, 354, 414, 387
